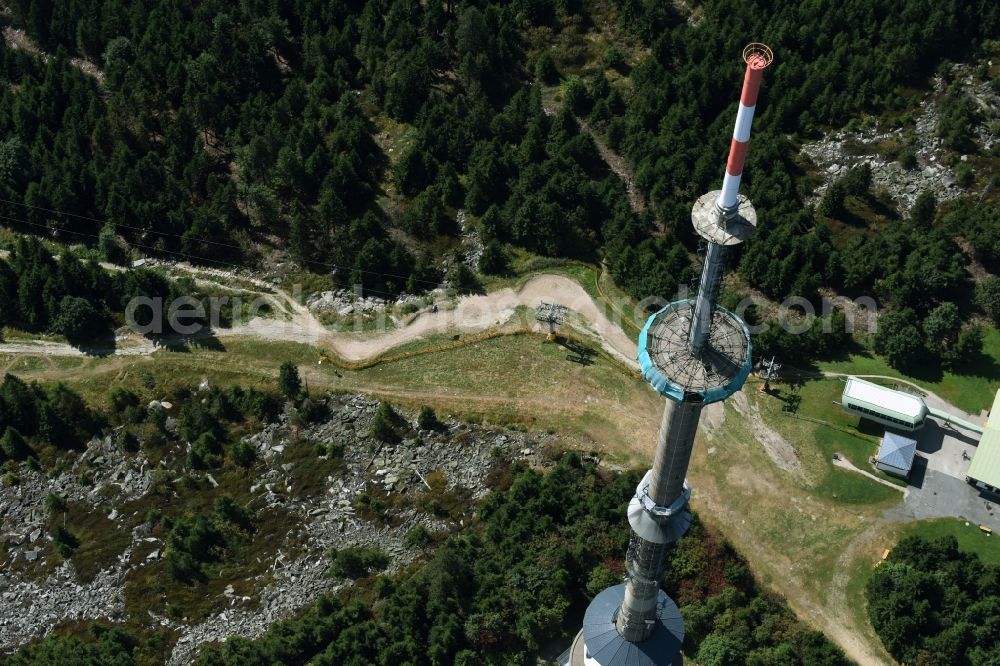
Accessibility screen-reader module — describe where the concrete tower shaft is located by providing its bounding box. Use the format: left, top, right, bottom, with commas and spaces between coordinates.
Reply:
647, 400, 703, 507
614, 399, 701, 641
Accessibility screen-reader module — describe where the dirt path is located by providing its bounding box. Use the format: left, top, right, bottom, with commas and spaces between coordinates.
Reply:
827, 522, 897, 666
577, 117, 649, 217
542, 98, 653, 224
0, 274, 640, 369
955, 237, 990, 286
0, 340, 155, 357
832, 454, 908, 494
2, 25, 104, 83
691, 450, 893, 666
137, 264, 639, 365
731, 389, 802, 474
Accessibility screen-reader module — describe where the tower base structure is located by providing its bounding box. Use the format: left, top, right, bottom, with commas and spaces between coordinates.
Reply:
568, 584, 684, 666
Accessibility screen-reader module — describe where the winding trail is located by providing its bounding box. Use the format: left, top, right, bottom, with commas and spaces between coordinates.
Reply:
0, 274, 641, 370
577, 116, 650, 218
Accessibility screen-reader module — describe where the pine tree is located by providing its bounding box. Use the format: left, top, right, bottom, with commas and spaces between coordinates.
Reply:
278, 362, 302, 401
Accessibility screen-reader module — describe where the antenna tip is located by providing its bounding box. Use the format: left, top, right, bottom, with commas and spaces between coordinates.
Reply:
743, 43, 774, 70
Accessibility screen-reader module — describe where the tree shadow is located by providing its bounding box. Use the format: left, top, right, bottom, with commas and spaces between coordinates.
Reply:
914, 421, 947, 455
899, 360, 944, 384
187, 331, 226, 352
923, 418, 980, 447
829, 341, 947, 384
835, 204, 871, 229
817, 337, 868, 364
774, 388, 802, 414
155, 329, 227, 353
864, 192, 901, 222
948, 347, 1000, 384
77, 336, 118, 357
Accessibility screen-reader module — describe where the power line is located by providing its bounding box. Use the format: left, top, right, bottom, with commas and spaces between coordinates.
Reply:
0, 196, 449, 289
0, 212, 423, 302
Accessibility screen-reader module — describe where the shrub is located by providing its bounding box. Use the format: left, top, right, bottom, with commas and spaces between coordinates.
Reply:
45, 492, 67, 515
602, 45, 626, 71
228, 440, 257, 468
404, 525, 431, 548
561, 76, 591, 116
214, 496, 255, 533
872, 308, 926, 370
418, 406, 441, 431
108, 387, 141, 414
585, 564, 620, 597
898, 148, 918, 170
373, 575, 395, 599
867, 535, 999, 664
51, 296, 108, 344
535, 52, 559, 84
975, 276, 1000, 325
166, 515, 226, 582
188, 432, 224, 469
370, 402, 401, 443
1, 426, 32, 461
448, 262, 481, 294
327, 547, 390, 579
53, 525, 80, 559
478, 240, 509, 275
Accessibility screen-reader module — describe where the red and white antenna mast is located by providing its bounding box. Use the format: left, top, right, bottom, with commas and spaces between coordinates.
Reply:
718, 43, 774, 212
688, 43, 773, 353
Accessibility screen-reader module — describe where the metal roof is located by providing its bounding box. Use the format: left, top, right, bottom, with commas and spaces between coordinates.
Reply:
968, 428, 1000, 489
843, 377, 927, 419
988, 389, 1000, 429
876, 432, 917, 471
582, 584, 684, 666
637, 301, 752, 404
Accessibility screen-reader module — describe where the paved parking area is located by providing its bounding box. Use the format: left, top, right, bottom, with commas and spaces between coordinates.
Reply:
881, 399, 1000, 531
886, 460, 1000, 531
911, 419, 979, 479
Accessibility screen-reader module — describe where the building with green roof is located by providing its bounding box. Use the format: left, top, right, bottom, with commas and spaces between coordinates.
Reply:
967, 389, 1000, 495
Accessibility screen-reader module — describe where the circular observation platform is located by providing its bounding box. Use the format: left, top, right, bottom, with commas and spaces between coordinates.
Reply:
570, 584, 684, 666
637, 301, 752, 404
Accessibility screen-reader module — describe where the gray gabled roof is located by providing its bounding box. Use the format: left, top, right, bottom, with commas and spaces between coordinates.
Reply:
877, 431, 917, 471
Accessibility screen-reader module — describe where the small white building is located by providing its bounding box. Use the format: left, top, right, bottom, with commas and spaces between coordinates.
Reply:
875, 432, 918, 478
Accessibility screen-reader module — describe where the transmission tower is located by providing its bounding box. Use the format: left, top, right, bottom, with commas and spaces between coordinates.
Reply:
566, 43, 774, 666
536, 302, 567, 341
759, 356, 782, 393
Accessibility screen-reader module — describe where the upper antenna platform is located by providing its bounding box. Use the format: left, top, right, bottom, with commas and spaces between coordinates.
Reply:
743, 43, 773, 70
